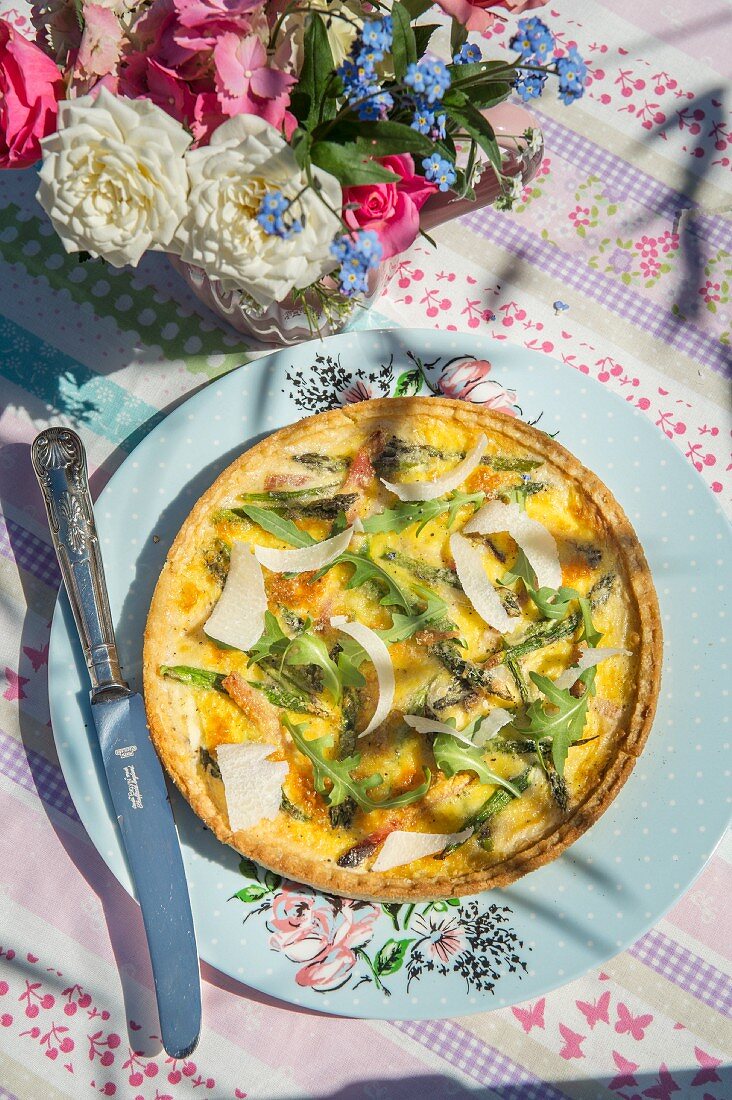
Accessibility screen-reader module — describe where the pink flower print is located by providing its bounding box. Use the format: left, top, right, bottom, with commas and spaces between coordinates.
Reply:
640, 256, 661, 279
699, 280, 722, 304
411, 912, 466, 964
268, 888, 338, 964
568, 205, 591, 228
658, 230, 680, 253
3, 667, 29, 701
268, 886, 379, 991
614, 1001, 653, 1040
635, 234, 659, 259
437, 356, 518, 415
295, 943, 360, 991
342, 380, 373, 405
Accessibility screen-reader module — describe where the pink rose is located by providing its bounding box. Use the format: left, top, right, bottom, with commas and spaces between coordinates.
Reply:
295, 943, 359, 992
0, 19, 63, 169
342, 154, 436, 262
433, 0, 548, 33
268, 886, 379, 991
268, 887, 340, 963
438, 357, 518, 415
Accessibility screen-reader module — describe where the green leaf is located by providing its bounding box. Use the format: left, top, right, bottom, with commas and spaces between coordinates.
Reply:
238, 856, 260, 881
500, 479, 545, 509
337, 650, 367, 689
381, 902, 404, 930
458, 79, 511, 110
376, 584, 454, 645
351, 121, 435, 157
311, 142, 401, 186
443, 100, 501, 172
362, 491, 485, 536
317, 548, 414, 612
159, 665, 226, 692
285, 632, 342, 704
499, 548, 537, 589
325, 121, 435, 157
299, 13, 336, 129
394, 367, 423, 396
450, 17, 468, 56
284, 717, 431, 811
264, 869, 282, 892
238, 504, 315, 548
529, 586, 579, 621
400, 0, 434, 17
414, 23, 440, 58
391, 0, 417, 80
247, 611, 289, 665
577, 596, 603, 647
290, 126, 312, 168
375, 937, 414, 976
514, 669, 596, 776
232, 883, 270, 903
433, 733, 522, 795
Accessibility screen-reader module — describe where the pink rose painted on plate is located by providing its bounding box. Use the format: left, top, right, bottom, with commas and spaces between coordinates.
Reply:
437, 357, 519, 415
267, 886, 380, 991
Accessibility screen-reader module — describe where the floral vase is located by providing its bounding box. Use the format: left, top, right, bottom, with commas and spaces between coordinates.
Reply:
171, 104, 544, 348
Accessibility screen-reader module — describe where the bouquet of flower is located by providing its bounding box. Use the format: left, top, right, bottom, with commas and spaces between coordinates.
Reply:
0, 0, 586, 324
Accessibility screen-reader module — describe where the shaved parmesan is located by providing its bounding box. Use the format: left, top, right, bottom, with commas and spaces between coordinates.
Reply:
464, 500, 561, 590
372, 828, 474, 872
380, 434, 487, 501
555, 647, 631, 690
330, 616, 394, 738
403, 710, 512, 747
204, 541, 267, 651
352, 515, 365, 533
471, 709, 514, 746
217, 742, 288, 832
450, 532, 513, 633
254, 525, 354, 573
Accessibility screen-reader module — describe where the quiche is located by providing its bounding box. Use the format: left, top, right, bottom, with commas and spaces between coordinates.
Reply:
143, 397, 661, 901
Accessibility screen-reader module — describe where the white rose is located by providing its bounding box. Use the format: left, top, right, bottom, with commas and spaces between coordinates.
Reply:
36, 88, 191, 268
172, 115, 342, 308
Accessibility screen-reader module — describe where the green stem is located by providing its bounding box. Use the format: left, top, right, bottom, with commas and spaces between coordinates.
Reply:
354, 947, 387, 993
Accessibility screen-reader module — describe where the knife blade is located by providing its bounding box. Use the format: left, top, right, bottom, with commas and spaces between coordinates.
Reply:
32, 427, 201, 1058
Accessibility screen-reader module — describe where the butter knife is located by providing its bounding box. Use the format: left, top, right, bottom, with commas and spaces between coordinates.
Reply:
32, 427, 201, 1058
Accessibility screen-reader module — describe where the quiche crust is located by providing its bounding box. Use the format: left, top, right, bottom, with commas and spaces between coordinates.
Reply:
143, 397, 662, 901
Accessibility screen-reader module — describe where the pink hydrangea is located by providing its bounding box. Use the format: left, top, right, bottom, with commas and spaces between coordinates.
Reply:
119, 0, 293, 142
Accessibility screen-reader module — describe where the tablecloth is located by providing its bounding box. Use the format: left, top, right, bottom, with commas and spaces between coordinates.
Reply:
0, 1, 730, 1097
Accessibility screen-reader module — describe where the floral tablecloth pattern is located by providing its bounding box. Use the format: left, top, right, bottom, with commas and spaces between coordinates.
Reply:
0, 0, 730, 1097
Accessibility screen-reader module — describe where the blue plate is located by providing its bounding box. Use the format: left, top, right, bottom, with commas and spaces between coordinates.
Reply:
49, 329, 731, 1019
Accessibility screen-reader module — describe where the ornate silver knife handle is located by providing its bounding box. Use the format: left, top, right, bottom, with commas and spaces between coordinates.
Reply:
31, 428, 130, 701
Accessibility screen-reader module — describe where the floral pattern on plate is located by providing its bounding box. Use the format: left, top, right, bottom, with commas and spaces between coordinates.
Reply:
232, 860, 529, 998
